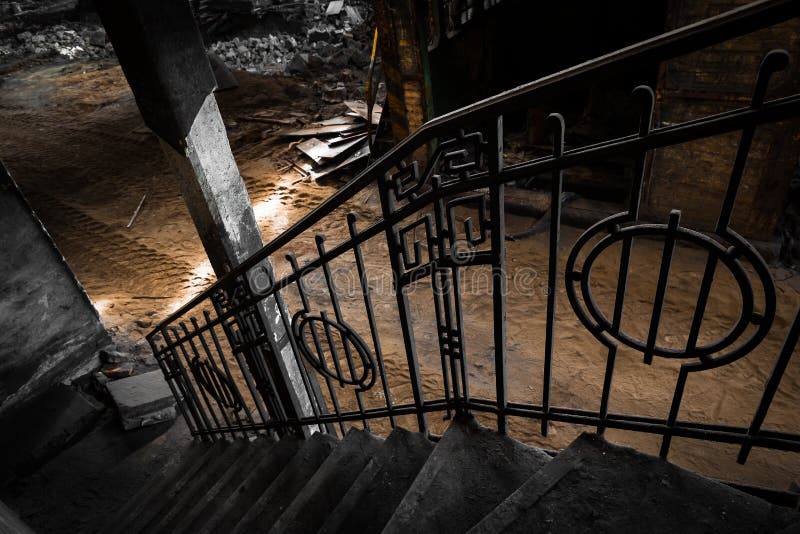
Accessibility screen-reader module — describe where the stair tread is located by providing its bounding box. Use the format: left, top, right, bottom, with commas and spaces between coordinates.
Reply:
104, 439, 212, 533
320, 426, 434, 534
172, 436, 275, 534
231, 431, 339, 534
382, 415, 551, 534
469, 432, 800, 534
115, 438, 223, 534
269, 427, 384, 534
198, 434, 306, 534
145, 438, 249, 533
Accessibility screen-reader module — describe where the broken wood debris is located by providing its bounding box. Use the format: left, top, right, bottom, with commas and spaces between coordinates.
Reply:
126, 194, 147, 228
280, 99, 381, 181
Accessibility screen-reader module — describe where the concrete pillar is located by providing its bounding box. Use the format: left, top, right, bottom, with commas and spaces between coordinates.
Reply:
94, 0, 317, 430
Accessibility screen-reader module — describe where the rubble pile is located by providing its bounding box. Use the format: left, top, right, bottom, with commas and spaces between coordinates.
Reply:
0, 22, 113, 62
208, 1, 371, 76
0, 1, 373, 78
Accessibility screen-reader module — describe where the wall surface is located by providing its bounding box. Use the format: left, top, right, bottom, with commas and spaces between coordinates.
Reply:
646, 0, 800, 241
0, 162, 110, 416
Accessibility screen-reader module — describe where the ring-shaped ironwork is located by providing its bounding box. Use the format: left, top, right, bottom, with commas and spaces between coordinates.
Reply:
566, 214, 775, 370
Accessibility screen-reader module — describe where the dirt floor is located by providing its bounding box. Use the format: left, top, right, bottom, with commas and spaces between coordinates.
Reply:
2, 58, 800, 492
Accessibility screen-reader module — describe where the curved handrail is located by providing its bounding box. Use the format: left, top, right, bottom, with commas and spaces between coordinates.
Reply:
155, 0, 800, 330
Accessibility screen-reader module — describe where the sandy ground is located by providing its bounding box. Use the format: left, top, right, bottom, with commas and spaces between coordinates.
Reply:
2, 59, 799, 490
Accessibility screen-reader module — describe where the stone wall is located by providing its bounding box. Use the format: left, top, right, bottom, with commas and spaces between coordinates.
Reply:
645, 0, 800, 241
0, 162, 110, 416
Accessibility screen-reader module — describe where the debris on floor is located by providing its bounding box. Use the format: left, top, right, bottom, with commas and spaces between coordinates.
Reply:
282, 100, 381, 181
106, 370, 176, 430
0, 22, 113, 62
205, 0, 373, 77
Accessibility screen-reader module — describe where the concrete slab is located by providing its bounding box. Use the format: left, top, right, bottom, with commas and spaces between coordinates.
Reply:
106, 370, 176, 430
231, 431, 339, 534
470, 433, 800, 534
321, 427, 434, 534
268, 428, 383, 534
383, 415, 552, 534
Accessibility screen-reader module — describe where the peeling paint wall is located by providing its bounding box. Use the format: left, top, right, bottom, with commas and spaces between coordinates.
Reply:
0, 163, 110, 416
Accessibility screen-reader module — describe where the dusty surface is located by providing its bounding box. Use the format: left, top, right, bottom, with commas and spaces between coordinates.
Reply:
0, 414, 196, 533
2, 59, 800, 491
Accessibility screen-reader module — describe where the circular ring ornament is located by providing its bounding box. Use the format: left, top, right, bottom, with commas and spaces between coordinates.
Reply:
291, 311, 376, 391
565, 213, 775, 371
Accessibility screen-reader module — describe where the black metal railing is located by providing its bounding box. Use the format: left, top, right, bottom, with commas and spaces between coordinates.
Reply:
149, 0, 800, 486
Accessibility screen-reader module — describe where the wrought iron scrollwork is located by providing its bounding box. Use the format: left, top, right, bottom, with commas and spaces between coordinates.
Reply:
387, 129, 487, 205
147, 6, 800, 480
189, 356, 244, 412
565, 211, 775, 370
291, 310, 377, 392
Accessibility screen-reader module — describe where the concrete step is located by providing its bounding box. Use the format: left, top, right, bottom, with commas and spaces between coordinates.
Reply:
468, 433, 800, 534
269, 427, 384, 534
117, 438, 226, 534
143, 438, 249, 533
382, 415, 552, 534
231, 431, 339, 534
105, 438, 213, 533
170, 435, 275, 534
0, 499, 35, 534
197, 434, 305, 534
320, 426, 434, 534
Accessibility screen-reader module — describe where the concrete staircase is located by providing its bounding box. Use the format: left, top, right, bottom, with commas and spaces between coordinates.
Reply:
104, 416, 799, 533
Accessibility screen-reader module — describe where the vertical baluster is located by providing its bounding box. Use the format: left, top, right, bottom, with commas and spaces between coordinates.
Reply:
239, 310, 291, 423
288, 254, 346, 437
215, 315, 272, 429
315, 235, 366, 428
598, 85, 654, 435
174, 324, 224, 433
488, 115, 507, 433
192, 317, 249, 435
267, 256, 328, 430
181, 322, 236, 438
431, 182, 455, 418
380, 168, 428, 433
542, 113, 565, 437
164, 326, 218, 438
738, 305, 800, 463
148, 333, 200, 437
685, 51, 787, 359
454, 295, 469, 409
660, 367, 688, 459
644, 210, 681, 365
268, 288, 328, 433
204, 311, 258, 430
447, 271, 465, 410
447, 201, 471, 410
652, 211, 685, 459
348, 212, 397, 428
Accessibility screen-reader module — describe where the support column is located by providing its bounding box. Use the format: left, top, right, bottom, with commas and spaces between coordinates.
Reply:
94, 0, 317, 430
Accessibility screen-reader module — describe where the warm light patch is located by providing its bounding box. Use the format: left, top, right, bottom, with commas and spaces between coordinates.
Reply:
253, 193, 289, 233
